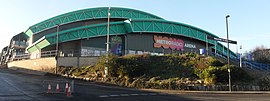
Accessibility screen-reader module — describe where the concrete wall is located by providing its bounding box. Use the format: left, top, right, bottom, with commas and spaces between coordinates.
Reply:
8, 57, 56, 73
7, 57, 99, 73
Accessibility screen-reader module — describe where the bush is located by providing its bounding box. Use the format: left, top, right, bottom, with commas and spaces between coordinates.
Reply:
57, 53, 254, 89
258, 77, 270, 90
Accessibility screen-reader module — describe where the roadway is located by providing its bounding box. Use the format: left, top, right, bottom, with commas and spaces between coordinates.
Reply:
0, 68, 270, 101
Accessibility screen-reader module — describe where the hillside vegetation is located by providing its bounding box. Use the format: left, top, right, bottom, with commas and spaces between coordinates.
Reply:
58, 53, 254, 89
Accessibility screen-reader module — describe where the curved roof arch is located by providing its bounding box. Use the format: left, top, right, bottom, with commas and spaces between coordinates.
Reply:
130, 19, 219, 38
27, 19, 227, 55
26, 7, 236, 58
29, 7, 164, 34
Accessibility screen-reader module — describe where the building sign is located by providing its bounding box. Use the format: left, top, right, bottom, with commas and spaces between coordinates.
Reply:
154, 35, 184, 50
111, 36, 122, 55
184, 43, 196, 48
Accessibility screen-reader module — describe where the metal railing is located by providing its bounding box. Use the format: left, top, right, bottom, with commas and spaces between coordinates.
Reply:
11, 41, 28, 48
61, 50, 107, 57
10, 49, 107, 62
41, 50, 57, 58
11, 50, 57, 61
242, 61, 270, 72
12, 54, 30, 61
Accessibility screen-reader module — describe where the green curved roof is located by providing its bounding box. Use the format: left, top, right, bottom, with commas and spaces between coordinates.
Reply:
29, 7, 164, 34
26, 7, 236, 58
130, 19, 219, 38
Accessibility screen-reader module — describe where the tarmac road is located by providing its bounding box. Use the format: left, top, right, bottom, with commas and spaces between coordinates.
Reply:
0, 68, 270, 101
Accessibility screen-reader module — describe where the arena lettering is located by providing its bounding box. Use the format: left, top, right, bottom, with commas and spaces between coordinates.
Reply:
184, 43, 196, 48
154, 35, 184, 50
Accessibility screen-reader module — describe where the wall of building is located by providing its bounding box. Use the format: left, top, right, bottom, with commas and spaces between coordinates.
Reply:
30, 49, 41, 59
53, 32, 211, 56
126, 33, 208, 54
82, 36, 107, 49
59, 40, 81, 55
58, 57, 99, 67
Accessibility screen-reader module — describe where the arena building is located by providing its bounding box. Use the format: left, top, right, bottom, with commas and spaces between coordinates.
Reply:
0, 7, 237, 67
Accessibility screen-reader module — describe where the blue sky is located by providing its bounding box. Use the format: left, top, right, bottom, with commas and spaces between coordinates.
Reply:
0, 0, 269, 53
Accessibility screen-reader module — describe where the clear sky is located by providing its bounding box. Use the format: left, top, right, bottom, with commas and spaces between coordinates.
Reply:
0, 0, 269, 53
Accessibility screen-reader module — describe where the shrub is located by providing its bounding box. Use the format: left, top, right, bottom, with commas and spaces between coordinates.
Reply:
57, 53, 254, 89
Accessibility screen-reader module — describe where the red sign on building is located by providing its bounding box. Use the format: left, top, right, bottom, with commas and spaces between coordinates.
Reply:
154, 35, 184, 50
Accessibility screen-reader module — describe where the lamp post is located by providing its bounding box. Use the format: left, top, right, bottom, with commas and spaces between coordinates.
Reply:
55, 24, 60, 75
240, 45, 242, 68
206, 35, 209, 56
105, 7, 111, 78
225, 15, 232, 92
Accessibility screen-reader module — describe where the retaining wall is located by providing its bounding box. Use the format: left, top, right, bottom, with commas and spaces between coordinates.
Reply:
7, 57, 99, 73
8, 57, 56, 72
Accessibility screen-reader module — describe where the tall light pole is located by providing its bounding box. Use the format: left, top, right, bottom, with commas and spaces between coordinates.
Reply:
105, 7, 111, 78
206, 35, 209, 56
226, 15, 232, 92
55, 24, 60, 75
240, 45, 242, 68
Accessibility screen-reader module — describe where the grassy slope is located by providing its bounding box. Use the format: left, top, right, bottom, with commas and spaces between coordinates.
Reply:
58, 53, 255, 89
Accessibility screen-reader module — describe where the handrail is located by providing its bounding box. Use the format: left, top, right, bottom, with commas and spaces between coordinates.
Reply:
242, 61, 270, 72
10, 49, 106, 62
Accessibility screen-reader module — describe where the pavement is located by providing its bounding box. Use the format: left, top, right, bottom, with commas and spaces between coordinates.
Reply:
141, 89, 270, 94
1, 68, 270, 101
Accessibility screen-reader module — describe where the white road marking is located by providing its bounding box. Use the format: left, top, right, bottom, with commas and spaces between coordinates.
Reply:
76, 82, 139, 91
110, 95, 119, 97
99, 93, 158, 98
158, 93, 166, 95
120, 94, 129, 96
149, 93, 157, 95
99, 95, 109, 98
130, 94, 139, 96
140, 93, 148, 95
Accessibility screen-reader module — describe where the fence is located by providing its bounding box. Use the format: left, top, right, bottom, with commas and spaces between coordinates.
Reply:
11, 50, 57, 61
243, 61, 270, 72
11, 49, 105, 62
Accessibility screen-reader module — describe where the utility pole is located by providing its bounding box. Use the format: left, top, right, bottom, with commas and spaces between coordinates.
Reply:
207, 15, 237, 92
226, 15, 232, 92
55, 24, 60, 75
240, 45, 242, 68
206, 35, 208, 56
105, 7, 111, 78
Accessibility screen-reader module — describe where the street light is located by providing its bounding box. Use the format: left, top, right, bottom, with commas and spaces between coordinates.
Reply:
240, 45, 242, 68
225, 15, 232, 92
105, 7, 111, 78
55, 24, 60, 75
206, 35, 209, 56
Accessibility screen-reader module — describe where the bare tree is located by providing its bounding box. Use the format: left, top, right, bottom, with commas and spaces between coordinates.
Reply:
252, 45, 270, 64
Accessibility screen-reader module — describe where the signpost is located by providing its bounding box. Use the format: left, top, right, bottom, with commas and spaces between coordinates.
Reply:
207, 36, 237, 44
206, 19, 237, 92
